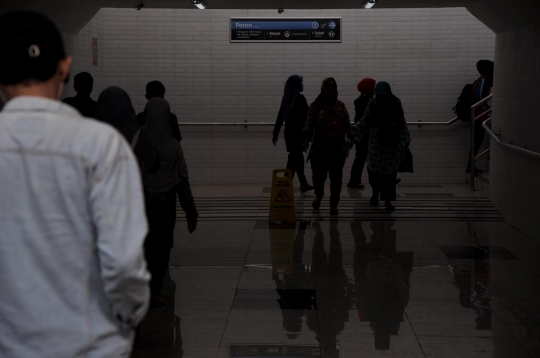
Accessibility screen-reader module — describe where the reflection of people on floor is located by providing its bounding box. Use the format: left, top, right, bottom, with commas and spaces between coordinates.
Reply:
451, 223, 492, 330
353, 221, 413, 350
306, 221, 350, 357
132, 272, 183, 357
274, 221, 315, 339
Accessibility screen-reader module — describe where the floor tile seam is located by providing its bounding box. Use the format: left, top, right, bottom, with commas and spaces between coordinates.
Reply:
401, 294, 428, 358
214, 221, 258, 358
491, 310, 536, 357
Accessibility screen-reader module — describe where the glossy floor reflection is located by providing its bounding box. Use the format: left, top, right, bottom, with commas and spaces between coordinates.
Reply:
132, 218, 540, 357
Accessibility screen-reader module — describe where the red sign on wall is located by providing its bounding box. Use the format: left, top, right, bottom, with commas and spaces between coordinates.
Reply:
92, 38, 98, 66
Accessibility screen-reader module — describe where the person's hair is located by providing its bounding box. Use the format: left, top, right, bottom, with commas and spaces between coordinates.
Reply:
146, 81, 166, 99
74, 72, 93, 94
0, 11, 66, 85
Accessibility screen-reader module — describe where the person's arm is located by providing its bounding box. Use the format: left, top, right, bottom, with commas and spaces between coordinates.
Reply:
341, 103, 354, 146
400, 118, 411, 147
303, 102, 318, 151
354, 105, 371, 143
273, 100, 287, 145
88, 132, 150, 329
169, 113, 182, 141
354, 98, 363, 124
177, 177, 199, 233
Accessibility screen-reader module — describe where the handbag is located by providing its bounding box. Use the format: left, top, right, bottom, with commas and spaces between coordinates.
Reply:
398, 147, 414, 173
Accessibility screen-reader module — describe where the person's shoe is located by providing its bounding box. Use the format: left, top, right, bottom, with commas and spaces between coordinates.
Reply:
396, 178, 402, 185
330, 207, 339, 215
385, 201, 396, 211
465, 167, 484, 174
312, 197, 322, 210
300, 184, 314, 193
370, 197, 379, 207
347, 183, 365, 189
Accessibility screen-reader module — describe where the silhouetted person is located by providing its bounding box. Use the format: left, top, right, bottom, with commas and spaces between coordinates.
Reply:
356, 82, 411, 211
348, 78, 376, 189
272, 75, 314, 193
137, 81, 182, 142
141, 97, 198, 308
0, 11, 150, 357
95, 86, 160, 174
62, 71, 98, 118
304, 78, 354, 215
467, 60, 494, 174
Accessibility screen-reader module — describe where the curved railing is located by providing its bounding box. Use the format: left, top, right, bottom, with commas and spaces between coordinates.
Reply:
482, 118, 540, 159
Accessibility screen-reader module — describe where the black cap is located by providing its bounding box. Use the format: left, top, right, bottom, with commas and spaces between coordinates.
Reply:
0, 11, 66, 85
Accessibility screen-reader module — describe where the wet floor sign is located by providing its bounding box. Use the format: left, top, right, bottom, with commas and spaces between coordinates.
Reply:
269, 169, 296, 224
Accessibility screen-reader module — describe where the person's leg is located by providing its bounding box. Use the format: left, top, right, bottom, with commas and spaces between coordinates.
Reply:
145, 188, 176, 303
348, 144, 362, 186
467, 120, 487, 172
311, 157, 328, 209
329, 154, 346, 209
288, 150, 309, 186
474, 119, 486, 156
286, 151, 298, 179
382, 172, 398, 210
368, 170, 380, 206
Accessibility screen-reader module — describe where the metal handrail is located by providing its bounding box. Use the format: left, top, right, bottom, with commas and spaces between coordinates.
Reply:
178, 118, 460, 127
482, 118, 540, 159
469, 94, 494, 190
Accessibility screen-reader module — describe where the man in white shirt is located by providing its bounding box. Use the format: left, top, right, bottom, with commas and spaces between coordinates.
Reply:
0, 11, 150, 358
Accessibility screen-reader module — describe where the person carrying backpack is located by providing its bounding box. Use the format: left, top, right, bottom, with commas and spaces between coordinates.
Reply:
303, 78, 354, 215
355, 81, 411, 211
467, 60, 494, 174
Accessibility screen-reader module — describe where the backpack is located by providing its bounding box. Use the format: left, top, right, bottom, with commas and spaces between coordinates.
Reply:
453, 84, 474, 121
317, 100, 347, 144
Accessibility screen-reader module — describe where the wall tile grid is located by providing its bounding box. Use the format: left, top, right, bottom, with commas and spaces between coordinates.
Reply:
63, 11, 103, 98
66, 7, 495, 185
489, 23, 540, 239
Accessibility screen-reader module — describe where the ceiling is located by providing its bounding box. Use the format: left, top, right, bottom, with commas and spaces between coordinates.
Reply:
1, 0, 538, 34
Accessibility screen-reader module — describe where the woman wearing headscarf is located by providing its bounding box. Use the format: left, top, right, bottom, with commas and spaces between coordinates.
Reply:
272, 75, 314, 193
141, 97, 198, 307
303, 78, 353, 215
356, 81, 411, 211
95, 86, 159, 173
347, 78, 376, 189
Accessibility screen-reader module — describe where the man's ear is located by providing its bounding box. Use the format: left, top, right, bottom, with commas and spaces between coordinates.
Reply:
57, 56, 73, 83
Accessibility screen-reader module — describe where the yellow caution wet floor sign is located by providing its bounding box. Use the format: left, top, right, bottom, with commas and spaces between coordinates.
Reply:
269, 169, 296, 224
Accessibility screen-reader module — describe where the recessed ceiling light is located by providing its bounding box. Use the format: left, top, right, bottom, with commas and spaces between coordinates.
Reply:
192, 0, 206, 9
364, 0, 376, 9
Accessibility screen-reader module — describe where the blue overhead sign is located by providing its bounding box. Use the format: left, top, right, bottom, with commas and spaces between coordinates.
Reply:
231, 18, 342, 43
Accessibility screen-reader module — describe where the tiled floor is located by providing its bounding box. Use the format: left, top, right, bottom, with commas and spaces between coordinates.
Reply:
131, 185, 540, 358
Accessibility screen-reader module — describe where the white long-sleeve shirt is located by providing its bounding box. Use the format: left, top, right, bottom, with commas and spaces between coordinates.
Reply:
0, 97, 150, 358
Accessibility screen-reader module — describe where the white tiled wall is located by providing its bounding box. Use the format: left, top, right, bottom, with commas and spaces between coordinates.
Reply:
490, 23, 540, 240
65, 7, 495, 185
63, 11, 103, 99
